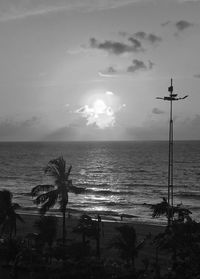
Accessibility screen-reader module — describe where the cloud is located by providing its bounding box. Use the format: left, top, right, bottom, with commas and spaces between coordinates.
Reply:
89, 37, 143, 55
99, 60, 154, 77
99, 66, 120, 77
127, 59, 154, 73
175, 20, 194, 31
194, 74, 200, 78
126, 114, 200, 141
76, 104, 115, 129
75, 92, 125, 129
134, 32, 162, 44
106, 91, 114, 95
0, 0, 153, 22
0, 116, 44, 141
152, 108, 165, 114
127, 59, 147, 73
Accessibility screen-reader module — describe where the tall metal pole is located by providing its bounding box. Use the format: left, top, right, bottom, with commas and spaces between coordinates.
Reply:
156, 79, 188, 226
168, 79, 174, 224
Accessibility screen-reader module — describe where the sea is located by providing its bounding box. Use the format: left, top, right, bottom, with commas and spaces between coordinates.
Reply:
0, 141, 200, 225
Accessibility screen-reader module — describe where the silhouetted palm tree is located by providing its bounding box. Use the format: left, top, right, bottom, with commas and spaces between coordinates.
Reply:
110, 225, 144, 268
151, 198, 192, 224
31, 156, 84, 245
151, 197, 170, 219
0, 190, 24, 239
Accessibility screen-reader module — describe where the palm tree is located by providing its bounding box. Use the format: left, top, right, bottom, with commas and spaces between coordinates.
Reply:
31, 156, 84, 245
110, 225, 144, 268
151, 198, 192, 224
0, 190, 24, 239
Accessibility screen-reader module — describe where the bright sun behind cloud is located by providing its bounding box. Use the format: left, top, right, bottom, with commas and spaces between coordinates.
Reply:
76, 91, 125, 129
93, 99, 107, 114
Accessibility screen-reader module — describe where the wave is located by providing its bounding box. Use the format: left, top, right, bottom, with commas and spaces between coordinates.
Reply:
175, 192, 200, 199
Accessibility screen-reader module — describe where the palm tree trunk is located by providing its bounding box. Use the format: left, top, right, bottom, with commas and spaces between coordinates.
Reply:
62, 209, 66, 246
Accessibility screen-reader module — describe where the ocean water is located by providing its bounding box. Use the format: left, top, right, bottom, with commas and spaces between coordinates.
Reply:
0, 141, 200, 225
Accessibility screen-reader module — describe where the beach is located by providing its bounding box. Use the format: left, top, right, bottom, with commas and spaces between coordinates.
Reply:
15, 213, 166, 267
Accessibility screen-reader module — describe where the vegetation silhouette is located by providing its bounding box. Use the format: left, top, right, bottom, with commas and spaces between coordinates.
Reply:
34, 215, 57, 263
110, 225, 144, 268
154, 218, 200, 278
73, 214, 101, 258
151, 197, 192, 223
0, 189, 24, 239
31, 156, 85, 245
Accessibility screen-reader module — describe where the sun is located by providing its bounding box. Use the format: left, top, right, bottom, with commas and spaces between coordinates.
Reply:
76, 90, 125, 129
93, 99, 107, 114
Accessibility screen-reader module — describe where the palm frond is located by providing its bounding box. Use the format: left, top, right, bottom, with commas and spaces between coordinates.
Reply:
45, 157, 66, 178
39, 190, 58, 214
44, 164, 60, 178
151, 198, 169, 217
31, 184, 54, 196
34, 189, 58, 205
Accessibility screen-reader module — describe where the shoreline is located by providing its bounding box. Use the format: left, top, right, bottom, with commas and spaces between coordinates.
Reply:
16, 212, 165, 243
17, 209, 167, 228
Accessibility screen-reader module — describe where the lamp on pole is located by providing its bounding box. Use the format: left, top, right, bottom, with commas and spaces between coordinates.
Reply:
156, 79, 188, 225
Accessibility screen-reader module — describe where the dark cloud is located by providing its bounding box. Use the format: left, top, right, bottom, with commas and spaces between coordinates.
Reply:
127, 59, 154, 73
134, 32, 162, 44
127, 59, 147, 73
152, 108, 165, 114
175, 20, 194, 31
89, 37, 143, 55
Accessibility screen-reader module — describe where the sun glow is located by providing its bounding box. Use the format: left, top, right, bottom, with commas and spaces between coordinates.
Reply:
76, 90, 125, 129
93, 99, 107, 114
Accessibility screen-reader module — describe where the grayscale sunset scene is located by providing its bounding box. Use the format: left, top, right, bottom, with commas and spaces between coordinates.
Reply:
0, 1, 200, 278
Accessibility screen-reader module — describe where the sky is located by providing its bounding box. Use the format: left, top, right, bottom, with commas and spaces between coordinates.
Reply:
0, 0, 200, 141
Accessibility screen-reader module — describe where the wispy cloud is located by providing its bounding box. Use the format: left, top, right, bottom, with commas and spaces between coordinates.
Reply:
134, 32, 162, 44
0, 0, 153, 22
99, 66, 120, 77
152, 108, 165, 114
99, 60, 154, 77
